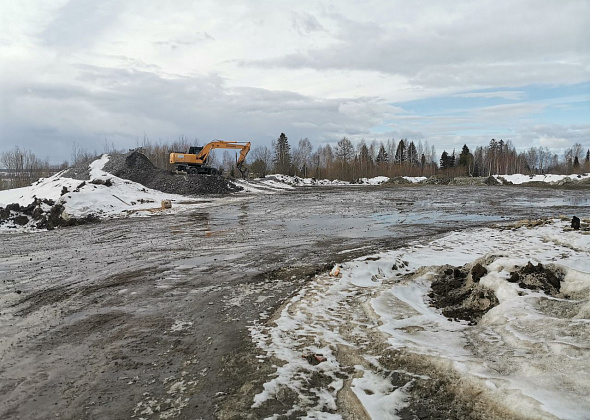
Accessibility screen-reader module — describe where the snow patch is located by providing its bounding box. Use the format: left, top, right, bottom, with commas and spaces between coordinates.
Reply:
251, 220, 590, 419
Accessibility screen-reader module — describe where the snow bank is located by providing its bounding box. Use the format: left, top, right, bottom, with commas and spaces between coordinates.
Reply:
251, 220, 590, 419
496, 173, 590, 185
354, 176, 390, 185
0, 155, 214, 231
239, 173, 589, 189
402, 176, 427, 183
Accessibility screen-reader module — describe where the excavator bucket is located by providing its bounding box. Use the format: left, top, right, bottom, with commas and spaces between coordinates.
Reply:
237, 161, 249, 179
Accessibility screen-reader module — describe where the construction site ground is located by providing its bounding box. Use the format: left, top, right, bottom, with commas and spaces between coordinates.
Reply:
1, 185, 588, 419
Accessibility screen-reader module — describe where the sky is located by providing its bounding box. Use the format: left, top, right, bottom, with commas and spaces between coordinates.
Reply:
0, 0, 589, 164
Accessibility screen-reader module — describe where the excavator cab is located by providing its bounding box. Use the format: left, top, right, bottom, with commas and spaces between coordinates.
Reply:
188, 146, 203, 155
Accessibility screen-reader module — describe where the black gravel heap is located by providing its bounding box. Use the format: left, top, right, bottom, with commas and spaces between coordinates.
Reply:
61, 156, 100, 180
103, 151, 242, 195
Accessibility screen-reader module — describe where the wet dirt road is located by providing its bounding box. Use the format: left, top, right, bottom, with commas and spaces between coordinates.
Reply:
0, 185, 588, 419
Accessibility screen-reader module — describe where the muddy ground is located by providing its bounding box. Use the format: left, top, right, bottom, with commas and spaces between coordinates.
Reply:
0, 185, 588, 419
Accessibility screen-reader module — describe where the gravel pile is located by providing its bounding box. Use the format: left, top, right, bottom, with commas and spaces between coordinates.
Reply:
103, 151, 242, 195
61, 156, 100, 180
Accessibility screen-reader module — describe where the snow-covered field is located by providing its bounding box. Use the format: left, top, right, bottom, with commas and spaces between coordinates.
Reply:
250, 220, 590, 419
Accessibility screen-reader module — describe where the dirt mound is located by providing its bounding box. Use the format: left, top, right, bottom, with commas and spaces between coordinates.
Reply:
508, 261, 563, 296
0, 199, 100, 230
103, 151, 242, 195
484, 175, 501, 185
428, 263, 499, 325
429, 260, 566, 324
384, 176, 412, 185
423, 175, 453, 185
124, 150, 156, 171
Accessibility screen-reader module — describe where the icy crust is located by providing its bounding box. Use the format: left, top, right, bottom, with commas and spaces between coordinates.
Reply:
250, 220, 590, 419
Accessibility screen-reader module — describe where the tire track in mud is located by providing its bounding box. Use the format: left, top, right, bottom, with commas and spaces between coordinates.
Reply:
11, 267, 163, 316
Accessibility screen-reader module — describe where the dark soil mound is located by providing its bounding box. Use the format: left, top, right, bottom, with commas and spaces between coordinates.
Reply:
484, 175, 501, 185
124, 151, 156, 171
423, 175, 452, 185
429, 260, 566, 324
385, 176, 412, 185
507, 261, 563, 296
103, 151, 242, 195
428, 264, 499, 325
61, 156, 100, 180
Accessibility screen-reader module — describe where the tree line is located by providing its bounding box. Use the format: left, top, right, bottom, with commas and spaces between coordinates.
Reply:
0, 147, 66, 189
249, 134, 590, 181
1, 135, 588, 189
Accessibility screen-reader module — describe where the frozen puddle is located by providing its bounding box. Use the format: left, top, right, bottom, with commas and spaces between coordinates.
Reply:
250, 219, 590, 419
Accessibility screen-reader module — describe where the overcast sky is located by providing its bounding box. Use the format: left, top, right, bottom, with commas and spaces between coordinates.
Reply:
1, 0, 589, 163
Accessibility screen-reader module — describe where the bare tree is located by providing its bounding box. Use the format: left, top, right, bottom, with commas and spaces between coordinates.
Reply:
292, 138, 313, 177
1, 146, 52, 189
249, 145, 273, 177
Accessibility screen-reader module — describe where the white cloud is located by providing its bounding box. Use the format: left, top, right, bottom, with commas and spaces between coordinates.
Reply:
0, 0, 588, 162
455, 91, 527, 100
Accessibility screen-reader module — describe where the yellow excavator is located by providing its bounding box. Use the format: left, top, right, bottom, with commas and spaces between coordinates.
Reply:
169, 140, 251, 177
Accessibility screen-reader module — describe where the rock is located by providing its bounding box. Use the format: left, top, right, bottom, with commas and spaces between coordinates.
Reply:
74, 181, 86, 192
13, 215, 30, 226
90, 178, 113, 187
61, 186, 69, 196
508, 272, 520, 283
32, 206, 44, 220
0, 207, 10, 221
6, 203, 20, 212
471, 263, 488, 282
571, 216, 581, 230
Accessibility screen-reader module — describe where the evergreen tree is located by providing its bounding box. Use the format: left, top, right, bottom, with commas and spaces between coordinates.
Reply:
457, 144, 473, 174
585, 149, 590, 163
394, 139, 406, 164
358, 142, 372, 169
440, 151, 449, 169
273, 133, 292, 174
440, 150, 455, 169
458, 144, 471, 166
376, 144, 388, 164
407, 141, 419, 165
